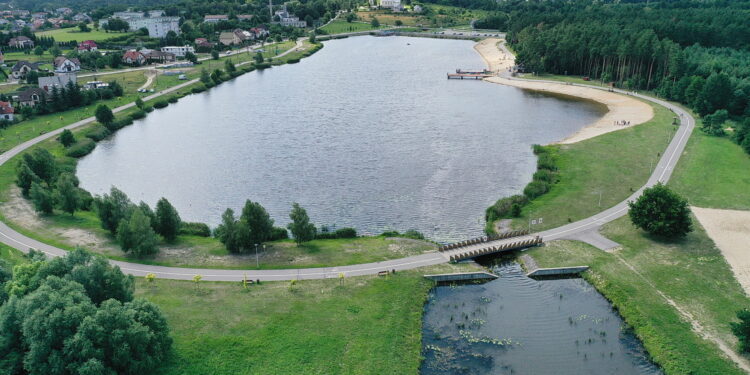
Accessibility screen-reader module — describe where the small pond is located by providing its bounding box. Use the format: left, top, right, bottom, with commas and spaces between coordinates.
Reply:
421, 262, 661, 374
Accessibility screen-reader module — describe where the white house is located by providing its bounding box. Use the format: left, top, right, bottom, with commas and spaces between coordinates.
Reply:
53, 56, 81, 73
204, 15, 229, 23
380, 0, 402, 11
274, 8, 307, 28
161, 45, 195, 57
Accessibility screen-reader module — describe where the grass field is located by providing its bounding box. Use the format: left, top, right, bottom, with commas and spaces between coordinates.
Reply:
320, 19, 385, 34
670, 124, 750, 210
527, 217, 749, 374
137, 262, 470, 375
0, 242, 26, 266
507, 101, 675, 231
36, 26, 130, 42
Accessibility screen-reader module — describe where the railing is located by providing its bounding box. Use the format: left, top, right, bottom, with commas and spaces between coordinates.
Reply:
439, 230, 529, 252
448, 236, 543, 262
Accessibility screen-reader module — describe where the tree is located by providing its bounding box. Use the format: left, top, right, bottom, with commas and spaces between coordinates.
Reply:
78, 22, 90, 32
185, 51, 198, 64
49, 45, 61, 57
254, 52, 264, 64
104, 18, 129, 32
55, 173, 80, 216
371, 17, 380, 28
211, 50, 219, 60
395, 20, 403, 26
135, 97, 144, 109
305, 14, 314, 27
210, 68, 223, 82
224, 59, 236, 73
94, 187, 133, 235
288, 203, 316, 245
200, 68, 212, 85
25, 70, 39, 84
16, 161, 40, 197
702, 109, 728, 136
732, 309, 750, 352
117, 209, 158, 257
21, 148, 57, 183
215, 208, 240, 253
154, 198, 181, 242
33, 46, 44, 56
628, 183, 692, 238
239, 200, 275, 248
30, 182, 54, 214
346, 13, 355, 23
95, 104, 114, 127
59, 129, 76, 147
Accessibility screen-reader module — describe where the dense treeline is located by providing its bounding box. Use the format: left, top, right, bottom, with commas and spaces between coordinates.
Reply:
477, 0, 750, 156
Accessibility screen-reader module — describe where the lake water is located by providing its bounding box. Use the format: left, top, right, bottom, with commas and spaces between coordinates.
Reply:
421, 262, 662, 374
77, 36, 605, 242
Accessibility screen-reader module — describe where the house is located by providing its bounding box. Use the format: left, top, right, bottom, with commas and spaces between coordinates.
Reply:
143, 50, 176, 63
160, 45, 195, 57
53, 56, 81, 73
8, 36, 34, 48
83, 81, 109, 90
11, 61, 40, 79
18, 87, 47, 107
31, 12, 48, 20
274, 8, 307, 28
194, 38, 215, 49
56, 7, 74, 15
250, 27, 269, 38
38, 73, 77, 92
412, 5, 423, 13
380, 0, 402, 11
31, 19, 45, 31
0, 101, 14, 121
219, 32, 241, 46
77, 40, 98, 51
237, 14, 254, 21
204, 15, 229, 23
73, 13, 93, 23
122, 50, 146, 65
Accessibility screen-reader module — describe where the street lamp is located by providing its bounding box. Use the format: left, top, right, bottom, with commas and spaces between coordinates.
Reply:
255, 243, 259, 268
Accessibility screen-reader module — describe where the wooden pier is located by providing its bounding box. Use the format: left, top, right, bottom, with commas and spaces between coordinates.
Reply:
447, 68, 495, 80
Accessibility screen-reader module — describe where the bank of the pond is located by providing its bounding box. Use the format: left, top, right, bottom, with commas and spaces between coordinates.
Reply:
527, 222, 750, 374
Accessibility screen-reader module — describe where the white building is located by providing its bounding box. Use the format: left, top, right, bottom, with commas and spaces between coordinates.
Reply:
380, 0, 402, 11
274, 7, 307, 28
104, 10, 179, 38
161, 45, 195, 57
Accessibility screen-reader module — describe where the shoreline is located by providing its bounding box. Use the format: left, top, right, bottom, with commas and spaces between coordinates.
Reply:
474, 38, 654, 144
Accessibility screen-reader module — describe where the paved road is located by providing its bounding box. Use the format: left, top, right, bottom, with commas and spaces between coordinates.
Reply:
0, 38, 694, 282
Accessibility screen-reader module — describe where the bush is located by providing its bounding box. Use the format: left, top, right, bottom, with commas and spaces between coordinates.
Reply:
167, 96, 178, 103
532, 169, 556, 183
523, 180, 551, 199
269, 227, 289, 241
153, 100, 169, 109
287, 58, 301, 64
65, 139, 97, 158
191, 86, 206, 94
334, 227, 357, 238
85, 125, 111, 141
255, 62, 272, 70
485, 194, 529, 221
143, 106, 154, 113
129, 109, 147, 120
536, 153, 557, 171
179, 222, 211, 237
402, 230, 425, 240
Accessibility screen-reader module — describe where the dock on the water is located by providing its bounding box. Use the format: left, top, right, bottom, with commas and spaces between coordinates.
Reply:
447, 68, 494, 80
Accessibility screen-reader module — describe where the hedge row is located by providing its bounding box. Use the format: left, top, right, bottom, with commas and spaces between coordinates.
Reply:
65, 139, 96, 158
315, 227, 357, 240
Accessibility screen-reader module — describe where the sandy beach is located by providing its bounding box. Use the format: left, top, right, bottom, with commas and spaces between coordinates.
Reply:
692, 207, 750, 294
474, 38, 654, 144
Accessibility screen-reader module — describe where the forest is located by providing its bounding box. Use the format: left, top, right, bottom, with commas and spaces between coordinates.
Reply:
468, 0, 750, 155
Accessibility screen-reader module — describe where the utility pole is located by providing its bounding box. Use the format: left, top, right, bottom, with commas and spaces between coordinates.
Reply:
255, 243, 259, 268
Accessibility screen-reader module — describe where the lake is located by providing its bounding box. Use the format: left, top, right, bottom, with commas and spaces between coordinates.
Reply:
421, 261, 661, 374
77, 36, 605, 242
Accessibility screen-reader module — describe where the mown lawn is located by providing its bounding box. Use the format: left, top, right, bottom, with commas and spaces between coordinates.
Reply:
508, 101, 675, 231
138, 262, 471, 375
670, 123, 750, 210
0, 242, 27, 266
320, 19, 385, 34
35, 26, 130, 42
528, 217, 749, 374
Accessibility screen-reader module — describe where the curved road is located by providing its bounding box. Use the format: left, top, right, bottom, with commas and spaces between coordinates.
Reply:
0, 39, 694, 281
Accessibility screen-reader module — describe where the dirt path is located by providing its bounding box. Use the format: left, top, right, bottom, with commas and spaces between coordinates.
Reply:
138, 69, 157, 91
613, 253, 750, 372
692, 207, 750, 295
474, 38, 654, 144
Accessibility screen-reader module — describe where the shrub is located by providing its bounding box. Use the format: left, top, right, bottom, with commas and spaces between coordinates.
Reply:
85, 125, 111, 141
523, 180, 551, 199
129, 109, 147, 120
381, 230, 400, 237
191, 86, 206, 94
485, 194, 529, 221
536, 153, 557, 171
532, 169, 557, 183
167, 96, 178, 103
269, 227, 289, 241
287, 58, 300, 64
334, 227, 357, 238
153, 100, 169, 109
255, 62, 272, 70
144, 106, 155, 113
65, 139, 97, 158
179, 222, 211, 237
402, 230, 425, 240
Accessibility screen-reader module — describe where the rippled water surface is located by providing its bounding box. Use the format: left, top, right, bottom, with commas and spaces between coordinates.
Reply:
77, 36, 605, 241
421, 262, 661, 374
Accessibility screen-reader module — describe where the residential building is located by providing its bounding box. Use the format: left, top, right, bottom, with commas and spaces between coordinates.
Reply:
38, 73, 77, 92
237, 14, 254, 21
219, 32, 241, 46
103, 11, 180, 38
18, 87, 47, 107
161, 45, 195, 57
274, 7, 307, 28
77, 40, 98, 51
194, 38, 215, 49
56, 7, 74, 15
143, 50, 176, 62
53, 56, 81, 73
0, 101, 14, 121
380, 0, 402, 11
84, 81, 110, 90
11, 61, 40, 79
250, 27, 270, 38
73, 13, 93, 23
31, 12, 48, 20
204, 15, 229, 23
122, 50, 146, 65
8, 36, 34, 48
